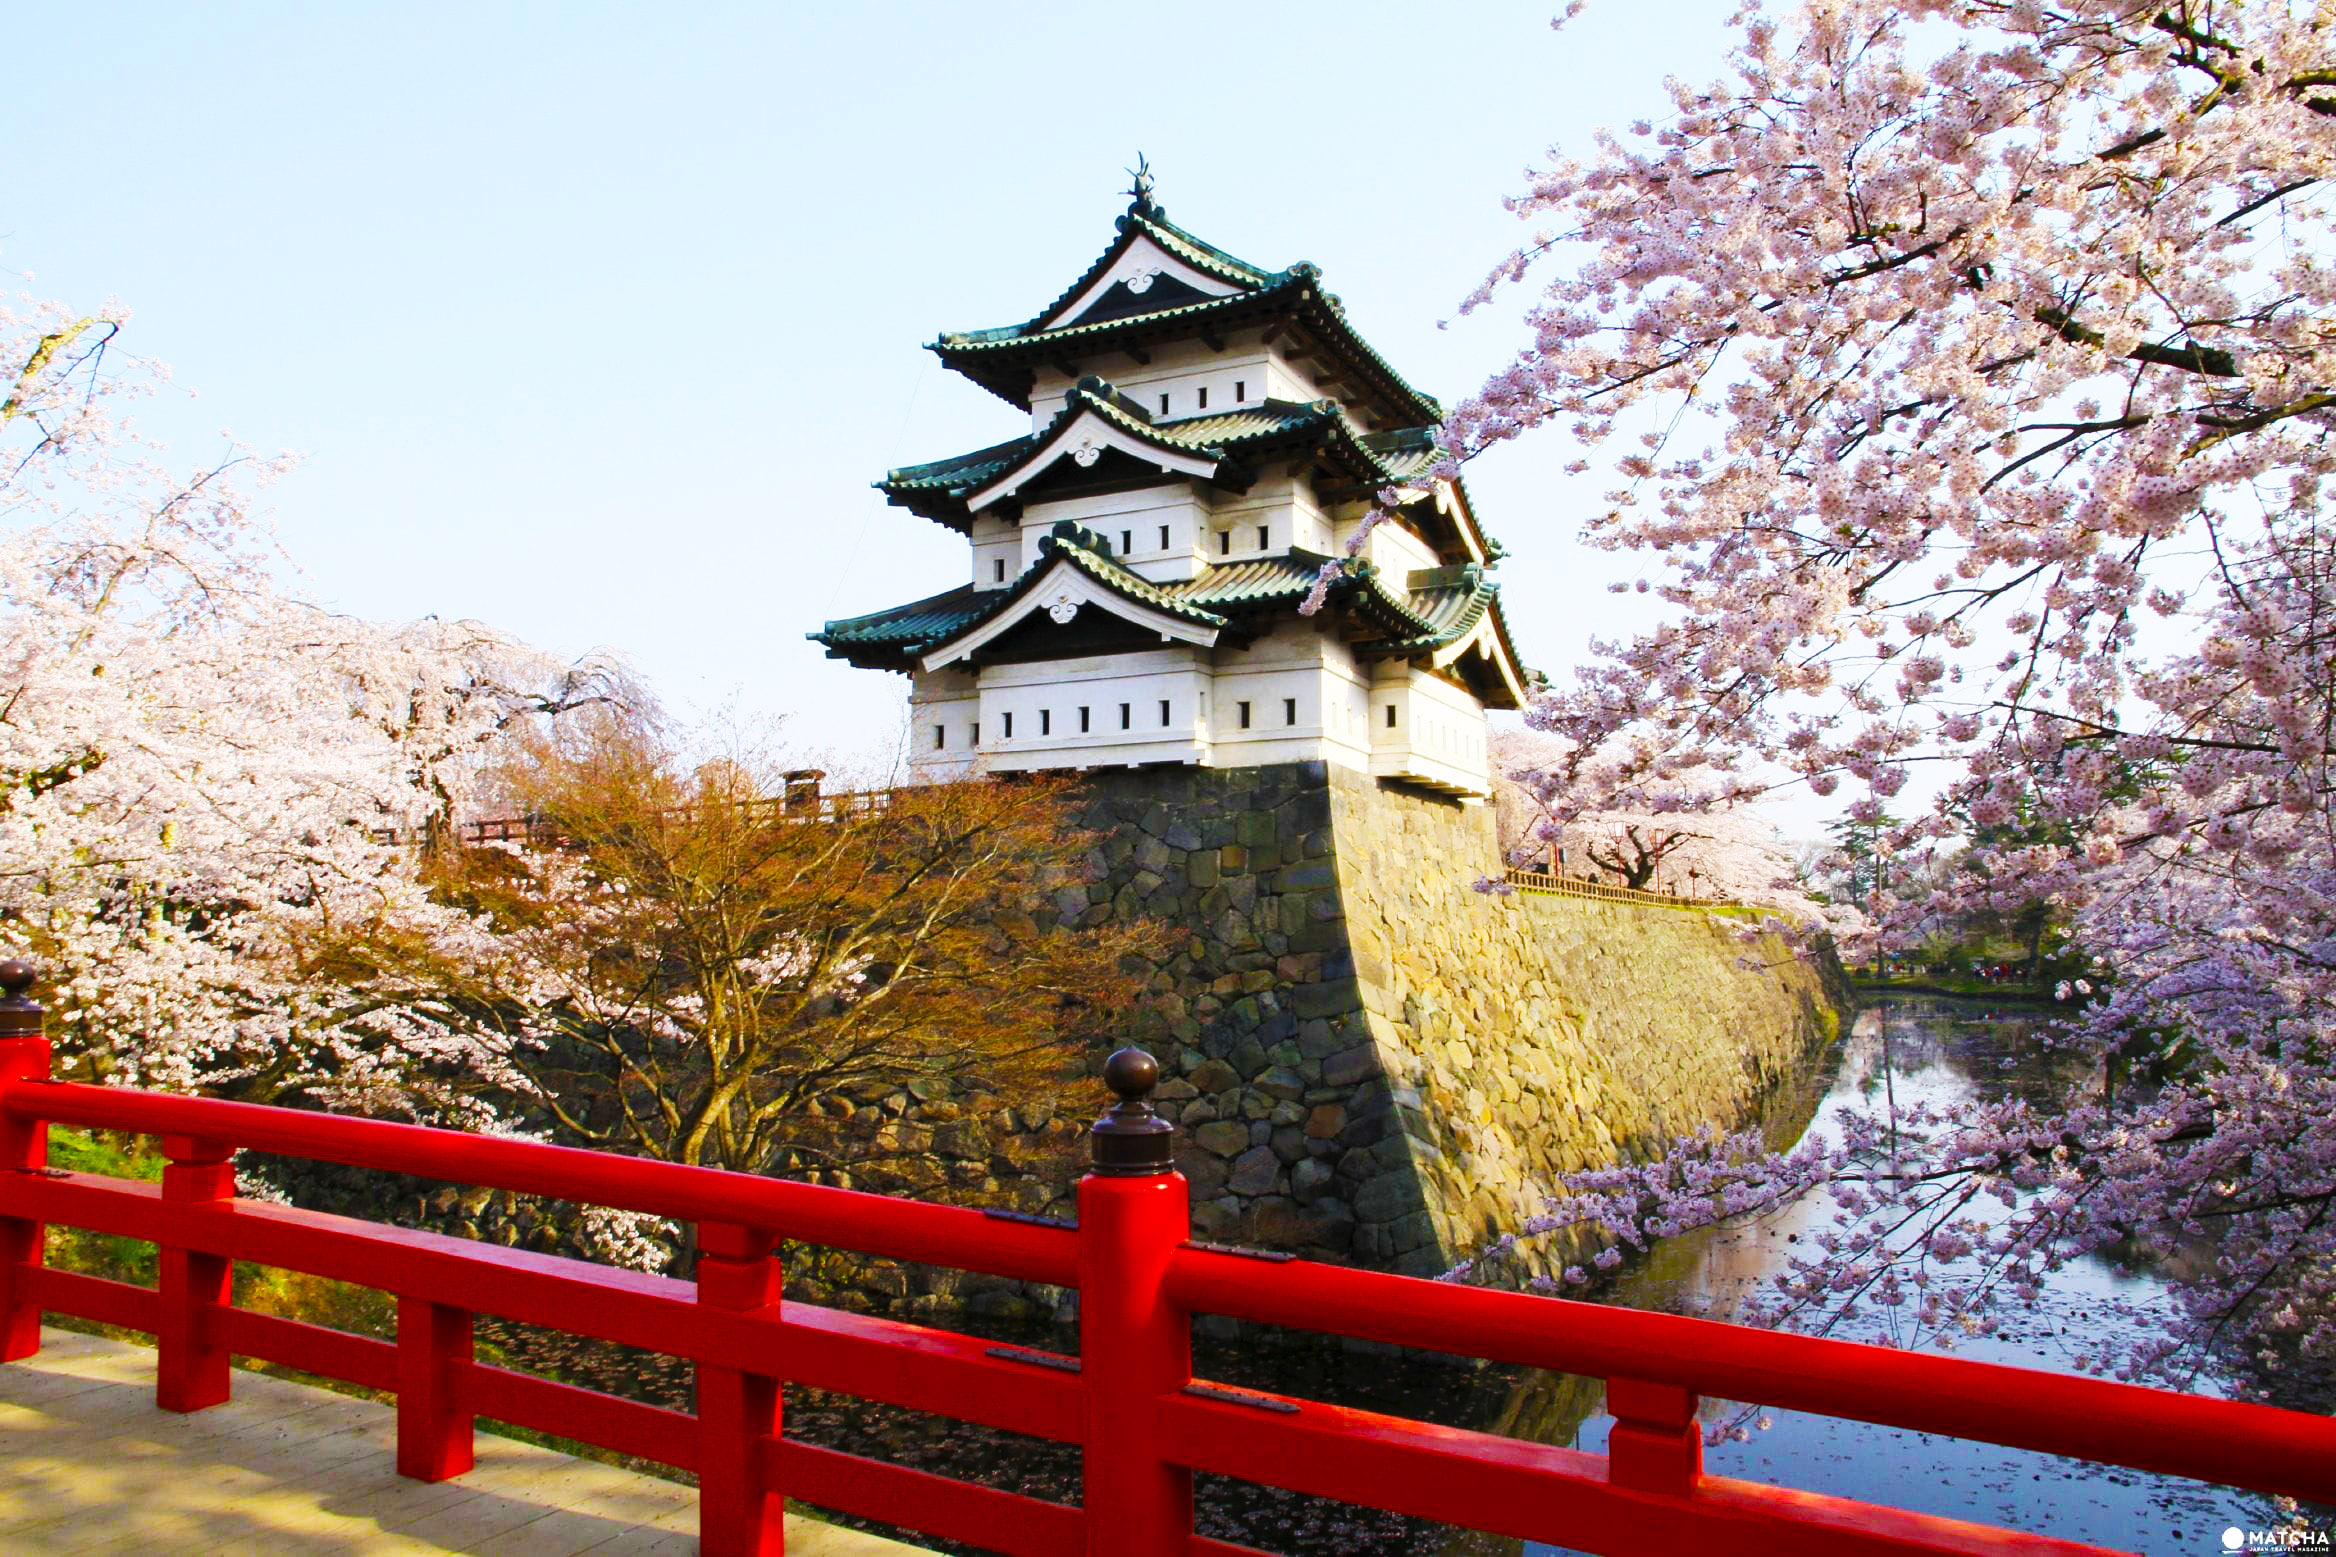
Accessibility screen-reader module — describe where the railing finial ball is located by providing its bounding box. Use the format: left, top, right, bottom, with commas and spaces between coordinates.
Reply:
1103, 1046, 1159, 1103
0, 961, 36, 1000
1089, 1045, 1174, 1177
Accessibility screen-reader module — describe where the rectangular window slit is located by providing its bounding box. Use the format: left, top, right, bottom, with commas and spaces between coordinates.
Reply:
1197, 386, 1209, 409
934, 725, 946, 750
1079, 706, 1090, 733
1159, 392, 1170, 414
1234, 380, 1246, 401
993, 558, 1006, 582
1121, 530, 1132, 554
1158, 525, 1170, 550
1040, 709, 1052, 736
1237, 701, 1251, 729
1284, 698, 1297, 726
1120, 703, 1131, 730
1002, 713, 1014, 738
1385, 705, 1397, 729
1256, 525, 1269, 551
1159, 699, 1171, 727
1218, 531, 1230, 556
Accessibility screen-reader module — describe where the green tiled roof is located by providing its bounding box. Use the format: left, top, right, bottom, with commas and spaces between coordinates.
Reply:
812, 521, 1512, 684
881, 377, 1429, 530
933, 194, 1443, 430
1010, 198, 1279, 337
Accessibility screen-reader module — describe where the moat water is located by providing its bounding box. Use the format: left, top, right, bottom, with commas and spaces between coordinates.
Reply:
489, 995, 2326, 1556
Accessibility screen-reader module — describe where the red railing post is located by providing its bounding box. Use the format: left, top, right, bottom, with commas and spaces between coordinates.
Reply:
156, 1133, 235, 1412
0, 961, 48, 1362
1605, 1377, 1703, 1494
1079, 1047, 1192, 1557
396, 1296, 475, 1480
696, 1220, 783, 1556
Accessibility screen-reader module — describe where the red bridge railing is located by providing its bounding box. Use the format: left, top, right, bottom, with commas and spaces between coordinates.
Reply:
0, 966, 2327, 1555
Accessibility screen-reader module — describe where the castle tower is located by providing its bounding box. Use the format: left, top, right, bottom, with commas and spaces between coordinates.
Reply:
813, 177, 1529, 800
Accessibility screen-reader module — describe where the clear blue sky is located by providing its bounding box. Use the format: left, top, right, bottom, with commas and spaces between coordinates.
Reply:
5, 1, 1740, 767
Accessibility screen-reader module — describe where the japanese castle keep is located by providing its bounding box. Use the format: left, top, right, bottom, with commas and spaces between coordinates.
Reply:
795, 182, 1844, 1293
814, 179, 1529, 800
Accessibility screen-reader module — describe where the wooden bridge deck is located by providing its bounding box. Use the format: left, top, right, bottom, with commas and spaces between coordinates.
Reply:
0, 1327, 928, 1554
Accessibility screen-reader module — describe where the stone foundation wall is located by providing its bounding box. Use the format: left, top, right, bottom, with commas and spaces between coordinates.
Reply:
1053, 761, 1847, 1281
280, 761, 1844, 1315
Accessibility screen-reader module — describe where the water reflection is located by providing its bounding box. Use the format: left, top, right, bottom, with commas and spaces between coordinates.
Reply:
1513, 995, 2307, 1557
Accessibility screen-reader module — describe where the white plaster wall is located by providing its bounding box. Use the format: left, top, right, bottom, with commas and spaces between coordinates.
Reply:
1020, 488, 1210, 581
907, 667, 982, 777
970, 513, 1020, 590
1027, 338, 1279, 429
1365, 663, 1491, 798
1332, 510, 1439, 578
976, 648, 1214, 770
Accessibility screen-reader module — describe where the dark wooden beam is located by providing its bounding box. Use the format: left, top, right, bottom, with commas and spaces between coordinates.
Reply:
1200, 331, 1225, 353
1259, 319, 1289, 347
1053, 357, 1082, 380
1123, 344, 1152, 367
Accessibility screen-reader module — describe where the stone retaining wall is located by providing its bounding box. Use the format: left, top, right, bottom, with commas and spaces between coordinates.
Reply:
1063, 761, 1848, 1283
280, 761, 1845, 1316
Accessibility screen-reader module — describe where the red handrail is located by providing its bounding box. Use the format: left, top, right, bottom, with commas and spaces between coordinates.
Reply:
0, 1004, 2327, 1556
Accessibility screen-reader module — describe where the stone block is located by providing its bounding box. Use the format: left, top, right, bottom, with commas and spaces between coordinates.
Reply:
1187, 1058, 1238, 1093
1255, 1065, 1307, 1101
1290, 978, 1360, 1020
1354, 1174, 1425, 1223
1192, 1120, 1250, 1157
1228, 1145, 1282, 1196
1321, 1043, 1381, 1087
1273, 860, 1336, 894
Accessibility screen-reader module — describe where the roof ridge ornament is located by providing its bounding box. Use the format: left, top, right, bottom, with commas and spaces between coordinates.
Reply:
1125, 153, 1159, 218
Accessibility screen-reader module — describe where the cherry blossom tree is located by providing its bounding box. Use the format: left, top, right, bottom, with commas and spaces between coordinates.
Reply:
1442, 1, 2336, 1391
1, 284, 614, 1116
391, 715, 1160, 1187
1487, 729, 1849, 926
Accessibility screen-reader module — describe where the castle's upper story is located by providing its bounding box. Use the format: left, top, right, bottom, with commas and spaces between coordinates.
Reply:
813, 177, 1531, 799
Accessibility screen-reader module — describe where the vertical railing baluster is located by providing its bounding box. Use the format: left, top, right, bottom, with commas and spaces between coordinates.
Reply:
1606, 1377, 1704, 1494
1079, 1047, 1192, 1556
156, 1134, 235, 1412
696, 1220, 782, 1556
396, 1296, 475, 1480
0, 961, 48, 1362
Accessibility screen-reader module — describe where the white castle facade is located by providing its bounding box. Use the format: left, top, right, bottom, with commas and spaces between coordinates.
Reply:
815, 180, 1529, 801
